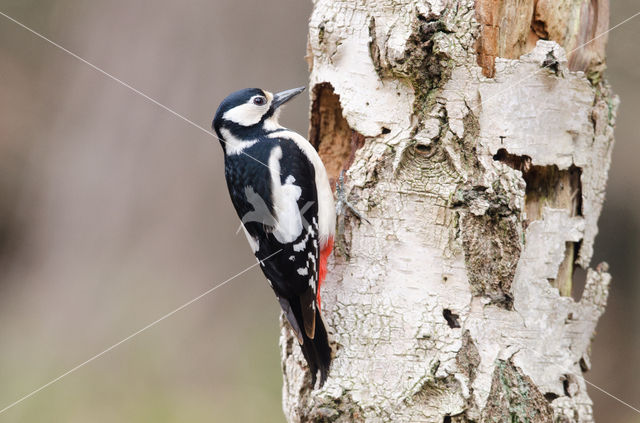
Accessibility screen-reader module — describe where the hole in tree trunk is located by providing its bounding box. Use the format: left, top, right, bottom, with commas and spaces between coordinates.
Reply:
571, 263, 588, 302
493, 148, 583, 297
544, 392, 559, 402
309, 82, 365, 187
563, 377, 571, 397
443, 309, 461, 328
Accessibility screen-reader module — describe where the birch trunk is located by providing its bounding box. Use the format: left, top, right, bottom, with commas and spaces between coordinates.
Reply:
280, 1, 617, 421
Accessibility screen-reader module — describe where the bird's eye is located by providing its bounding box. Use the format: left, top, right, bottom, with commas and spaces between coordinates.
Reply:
253, 96, 266, 106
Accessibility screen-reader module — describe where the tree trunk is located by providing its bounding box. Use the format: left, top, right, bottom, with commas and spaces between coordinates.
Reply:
280, 1, 617, 421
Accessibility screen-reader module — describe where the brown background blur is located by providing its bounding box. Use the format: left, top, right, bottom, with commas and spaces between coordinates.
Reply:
0, 1, 637, 422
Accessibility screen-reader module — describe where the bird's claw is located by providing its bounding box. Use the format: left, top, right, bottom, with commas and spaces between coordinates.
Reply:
335, 171, 370, 224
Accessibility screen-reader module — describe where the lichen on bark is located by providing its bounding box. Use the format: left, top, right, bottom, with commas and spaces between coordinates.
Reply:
482, 359, 554, 423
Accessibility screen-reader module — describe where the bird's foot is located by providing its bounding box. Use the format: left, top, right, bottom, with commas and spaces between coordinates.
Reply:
335, 171, 370, 224
334, 171, 370, 259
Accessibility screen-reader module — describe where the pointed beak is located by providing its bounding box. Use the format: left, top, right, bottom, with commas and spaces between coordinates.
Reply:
271, 86, 305, 109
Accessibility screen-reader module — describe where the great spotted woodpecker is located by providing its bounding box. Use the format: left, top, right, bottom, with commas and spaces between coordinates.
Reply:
212, 87, 335, 387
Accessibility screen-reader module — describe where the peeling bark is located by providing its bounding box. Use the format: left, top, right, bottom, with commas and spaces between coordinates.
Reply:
475, 0, 609, 77
281, 1, 616, 421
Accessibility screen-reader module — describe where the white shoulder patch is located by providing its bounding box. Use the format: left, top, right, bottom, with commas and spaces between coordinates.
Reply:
268, 146, 304, 243
268, 130, 336, 247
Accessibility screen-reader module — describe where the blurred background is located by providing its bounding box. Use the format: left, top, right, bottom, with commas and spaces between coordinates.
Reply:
0, 1, 637, 421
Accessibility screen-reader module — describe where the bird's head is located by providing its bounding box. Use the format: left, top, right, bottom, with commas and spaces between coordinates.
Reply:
212, 87, 305, 148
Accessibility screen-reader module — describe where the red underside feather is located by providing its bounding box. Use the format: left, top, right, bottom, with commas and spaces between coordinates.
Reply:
317, 236, 334, 311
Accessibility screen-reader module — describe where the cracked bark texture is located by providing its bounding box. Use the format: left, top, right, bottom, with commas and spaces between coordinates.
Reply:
280, 1, 617, 421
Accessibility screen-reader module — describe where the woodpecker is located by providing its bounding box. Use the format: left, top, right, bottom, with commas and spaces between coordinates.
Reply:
212, 87, 336, 387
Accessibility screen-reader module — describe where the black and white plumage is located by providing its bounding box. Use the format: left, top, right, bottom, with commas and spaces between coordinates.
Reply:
212, 87, 336, 387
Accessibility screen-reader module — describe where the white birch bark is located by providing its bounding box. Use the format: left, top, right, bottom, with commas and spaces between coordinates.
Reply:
280, 1, 617, 421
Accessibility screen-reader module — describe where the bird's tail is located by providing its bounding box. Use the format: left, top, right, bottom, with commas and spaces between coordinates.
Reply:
298, 306, 332, 388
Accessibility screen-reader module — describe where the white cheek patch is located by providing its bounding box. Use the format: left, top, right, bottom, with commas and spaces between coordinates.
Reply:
223, 102, 266, 126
